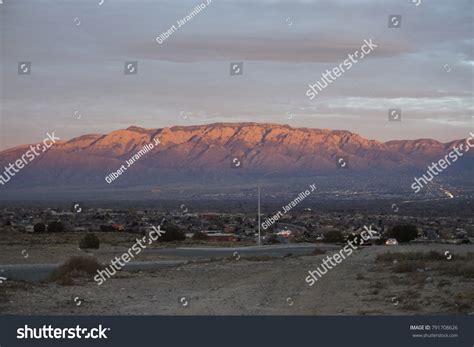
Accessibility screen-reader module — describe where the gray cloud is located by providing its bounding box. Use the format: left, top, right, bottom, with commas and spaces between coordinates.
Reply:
0, 0, 472, 149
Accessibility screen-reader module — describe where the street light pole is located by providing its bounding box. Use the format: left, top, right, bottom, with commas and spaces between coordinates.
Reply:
256, 172, 278, 247
258, 185, 261, 246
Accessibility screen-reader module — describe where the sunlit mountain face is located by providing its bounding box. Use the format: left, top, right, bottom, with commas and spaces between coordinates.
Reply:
0, 123, 472, 201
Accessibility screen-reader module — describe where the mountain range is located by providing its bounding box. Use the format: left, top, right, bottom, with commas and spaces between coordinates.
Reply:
0, 123, 472, 199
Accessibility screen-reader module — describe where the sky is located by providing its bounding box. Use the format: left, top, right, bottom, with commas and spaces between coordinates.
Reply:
0, 0, 472, 149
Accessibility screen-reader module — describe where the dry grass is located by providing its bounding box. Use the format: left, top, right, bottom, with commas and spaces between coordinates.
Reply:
47, 256, 103, 285
312, 248, 327, 255
376, 251, 474, 279
393, 261, 426, 273
453, 291, 474, 312
438, 263, 474, 278
376, 251, 446, 262
241, 255, 275, 262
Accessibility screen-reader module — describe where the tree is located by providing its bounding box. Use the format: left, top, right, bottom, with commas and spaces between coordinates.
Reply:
79, 233, 100, 249
34, 223, 46, 233
192, 231, 209, 240
347, 233, 364, 245
323, 230, 344, 243
47, 221, 65, 233
100, 225, 116, 232
160, 223, 186, 242
267, 234, 280, 244
389, 225, 418, 242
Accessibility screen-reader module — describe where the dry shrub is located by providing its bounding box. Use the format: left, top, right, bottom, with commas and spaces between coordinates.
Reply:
47, 256, 103, 285
312, 248, 327, 255
393, 261, 426, 273
376, 251, 447, 263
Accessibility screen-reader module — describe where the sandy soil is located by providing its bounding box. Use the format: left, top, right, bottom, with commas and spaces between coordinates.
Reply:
1, 239, 472, 315
0, 229, 250, 264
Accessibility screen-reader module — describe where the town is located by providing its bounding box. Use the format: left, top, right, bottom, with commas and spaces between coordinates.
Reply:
1, 204, 471, 245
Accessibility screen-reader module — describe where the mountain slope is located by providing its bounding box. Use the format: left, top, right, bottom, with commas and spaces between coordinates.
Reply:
0, 123, 471, 190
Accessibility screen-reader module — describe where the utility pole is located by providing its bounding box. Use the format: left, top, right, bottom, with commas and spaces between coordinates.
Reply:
258, 185, 261, 246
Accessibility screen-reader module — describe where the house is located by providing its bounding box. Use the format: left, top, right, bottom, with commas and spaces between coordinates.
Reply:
202, 230, 237, 242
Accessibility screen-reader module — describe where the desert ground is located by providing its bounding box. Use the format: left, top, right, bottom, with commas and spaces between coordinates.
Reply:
0, 230, 473, 315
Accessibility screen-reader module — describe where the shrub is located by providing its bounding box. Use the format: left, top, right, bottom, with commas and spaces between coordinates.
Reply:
266, 235, 280, 244
99, 225, 116, 232
47, 256, 103, 285
388, 225, 418, 242
160, 224, 186, 242
312, 248, 327, 255
438, 263, 474, 278
79, 233, 100, 249
376, 251, 446, 262
33, 223, 46, 233
347, 233, 364, 245
393, 261, 426, 273
192, 231, 209, 240
323, 230, 344, 243
47, 221, 65, 233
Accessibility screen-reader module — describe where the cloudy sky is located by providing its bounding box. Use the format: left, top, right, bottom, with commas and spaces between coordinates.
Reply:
0, 0, 472, 149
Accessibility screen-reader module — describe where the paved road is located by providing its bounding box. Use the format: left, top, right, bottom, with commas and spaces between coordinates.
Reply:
1, 244, 337, 282
143, 243, 338, 258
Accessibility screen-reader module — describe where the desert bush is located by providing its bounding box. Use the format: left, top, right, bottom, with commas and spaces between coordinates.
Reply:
33, 223, 46, 233
373, 238, 386, 245
438, 263, 474, 278
160, 224, 186, 242
47, 221, 65, 233
99, 225, 116, 232
79, 233, 100, 249
48, 256, 103, 285
454, 291, 474, 312
192, 231, 209, 240
312, 248, 327, 255
393, 261, 426, 273
323, 230, 344, 243
376, 251, 449, 263
388, 225, 418, 242
266, 235, 280, 244
347, 233, 362, 244
242, 255, 274, 262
